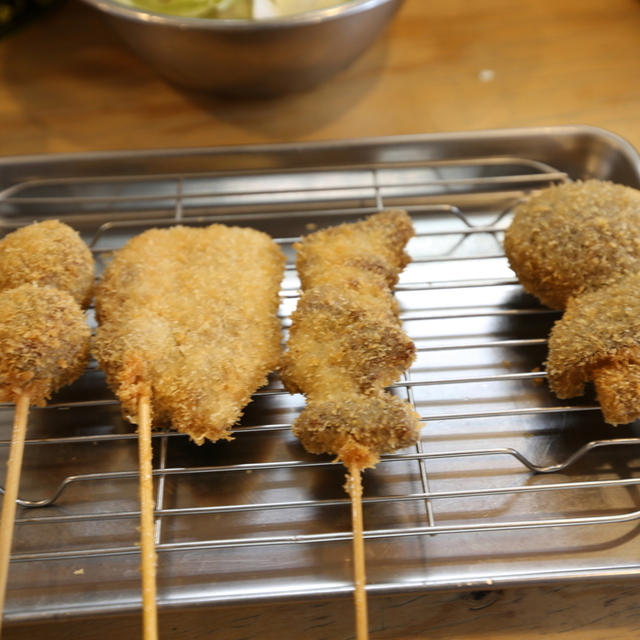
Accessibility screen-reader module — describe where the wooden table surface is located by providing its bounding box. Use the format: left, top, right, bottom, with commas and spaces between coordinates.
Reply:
1, 0, 640, 155
3, 0, 640, 638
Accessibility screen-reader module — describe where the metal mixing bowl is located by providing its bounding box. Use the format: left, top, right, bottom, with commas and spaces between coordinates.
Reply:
79, 0, 404, 97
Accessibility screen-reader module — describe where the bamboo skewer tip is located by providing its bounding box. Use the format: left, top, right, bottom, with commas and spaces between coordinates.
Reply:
0, 393, 31, 640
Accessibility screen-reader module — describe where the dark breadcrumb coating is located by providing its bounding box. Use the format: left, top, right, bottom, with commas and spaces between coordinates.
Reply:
504, 180, 640, 310
93, 224, 285, 445
291, 394, 422, 467
546, 273, 640, 426
281, 282, 415, 395
281, 210, 422, 469
0, 220, 95, 308
0, 284, 91, 406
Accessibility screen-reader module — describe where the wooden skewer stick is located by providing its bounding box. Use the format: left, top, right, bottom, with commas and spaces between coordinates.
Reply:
0, 392, 30, 639
347, 464, 369, 640
137, 392, 158, 640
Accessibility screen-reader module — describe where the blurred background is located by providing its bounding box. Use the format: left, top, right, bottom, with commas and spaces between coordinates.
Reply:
0, 0, 639, 155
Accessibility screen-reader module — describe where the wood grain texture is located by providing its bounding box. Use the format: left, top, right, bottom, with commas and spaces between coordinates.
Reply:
1, 0, 640, 154
6, 581, 640, 639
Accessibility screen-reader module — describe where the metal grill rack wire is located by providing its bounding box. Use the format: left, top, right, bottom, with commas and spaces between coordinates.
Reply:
2, 151, 640, 619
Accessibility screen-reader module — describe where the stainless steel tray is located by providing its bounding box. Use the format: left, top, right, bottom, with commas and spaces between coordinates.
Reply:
2, 125, 640, 624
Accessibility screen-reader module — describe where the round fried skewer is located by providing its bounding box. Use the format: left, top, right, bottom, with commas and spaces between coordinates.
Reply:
0, 284, 91, 636
504, 180, 640, 424
0, 221, 94, 635
504, 180, 640, 310
0, 220, 95, 309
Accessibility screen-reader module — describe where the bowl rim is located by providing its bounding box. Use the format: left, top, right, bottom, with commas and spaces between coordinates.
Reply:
79, 0, 402, 29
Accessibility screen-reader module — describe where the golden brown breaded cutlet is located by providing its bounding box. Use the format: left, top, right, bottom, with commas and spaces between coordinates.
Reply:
546, 273, 640, 426
295, 209, 413, 291
504, 180, 640, 310
93, 224, 286, 445
0, 220, 95, 308
0, 284, 91, 406
280, 210, 422, 469
505, 179, 640, 425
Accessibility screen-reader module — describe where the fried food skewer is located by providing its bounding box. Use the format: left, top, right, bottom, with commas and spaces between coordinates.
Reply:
94, 223, 285, 639
504, 180, 640, 425
94, 224, 285, 443
281, 210, 422, 469
0, 221, 94, 636
504, 180, 640, 311
0, 220, 95, 309
281, 210, 423, 640
0, 284, 92, 637
545, 273, 640, 425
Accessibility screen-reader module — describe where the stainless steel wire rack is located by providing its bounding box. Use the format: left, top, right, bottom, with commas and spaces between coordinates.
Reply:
2, 127, 640, 624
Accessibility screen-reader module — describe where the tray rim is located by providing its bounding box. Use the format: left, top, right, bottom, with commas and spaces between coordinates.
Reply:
3, 124, 640, 623
0, 124, 638, 175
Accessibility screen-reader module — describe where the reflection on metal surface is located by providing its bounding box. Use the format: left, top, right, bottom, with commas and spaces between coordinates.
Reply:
2, 127, 640, 623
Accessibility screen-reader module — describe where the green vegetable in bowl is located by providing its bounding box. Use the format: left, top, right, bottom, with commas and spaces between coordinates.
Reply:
253, 0, 342, 17
120, 0, 251, 18
115, 0, 341, 18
